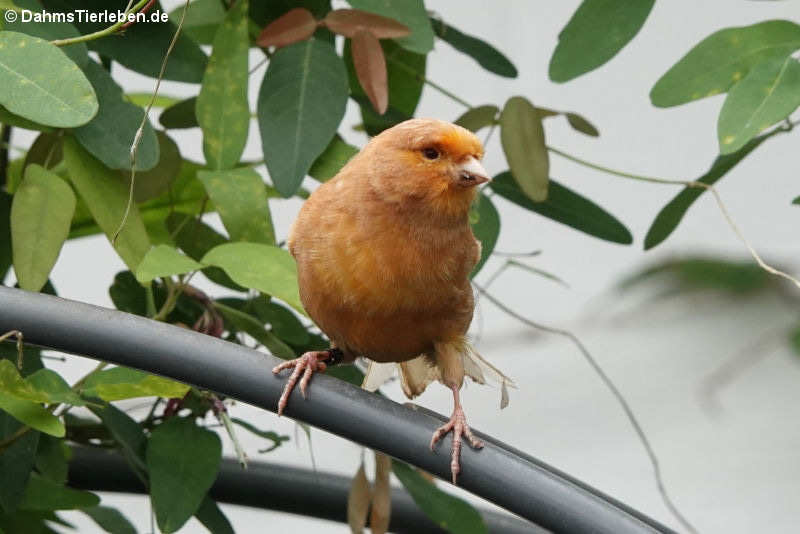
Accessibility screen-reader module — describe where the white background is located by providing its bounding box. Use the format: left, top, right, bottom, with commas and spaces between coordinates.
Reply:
6, 0, 800, 532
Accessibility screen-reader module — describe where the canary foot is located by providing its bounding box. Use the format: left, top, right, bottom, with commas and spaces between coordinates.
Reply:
272, 350, 331, 416
429, 387, 483, 484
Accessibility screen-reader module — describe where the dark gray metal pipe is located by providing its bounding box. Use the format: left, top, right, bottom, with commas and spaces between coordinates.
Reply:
0, 287, 676, 534
67, 446, 543, 534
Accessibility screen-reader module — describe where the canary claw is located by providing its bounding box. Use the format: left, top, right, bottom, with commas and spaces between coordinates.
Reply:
272, 351, 328, 416
429, 405, 484, 484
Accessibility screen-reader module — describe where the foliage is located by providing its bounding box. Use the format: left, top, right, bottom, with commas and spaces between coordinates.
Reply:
0, 0, 798, 532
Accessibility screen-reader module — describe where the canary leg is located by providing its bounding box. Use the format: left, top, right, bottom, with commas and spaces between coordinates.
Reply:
272, 350, 331, 416
429, 387, 484, 484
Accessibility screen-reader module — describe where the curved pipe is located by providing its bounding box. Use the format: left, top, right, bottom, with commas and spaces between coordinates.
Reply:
0, 287, 675, 534
67, 447, 542, 534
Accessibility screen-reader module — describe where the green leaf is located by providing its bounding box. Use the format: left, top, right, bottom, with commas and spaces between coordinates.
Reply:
651, 20, 800, 107
230, 417, 289, 452
195, 496, 234, 534
252, 298, 309, 345
620, 257, 771, 295
41, 0, 208, 83
124, 131, 182, 203
159, 97, 198, 129
258, 38, 349, 197
215, 301, 296, 360
346, 39, 425, 136
0, 31, 97, 127
0, 104, 54, 132
392, 461, 487, 534
198, 168, 276, 245
135, 245, 203, 285
63, 137, 151, 271
10, 165, 75, 292
470, 193, 499, 277
454, 105, 498, 133
147, 417, 222, 533
164, 213, 244, 291
19, 473, 99, 510
0, 392, 63, 436
718, 56, 800, 154
491, 172, 632, 244
565, 112, 599, 137
202, 242, 304, 314
0, 343, 43, 377
23, 132, 63, 172
500, 96, 549, 202
82, 367, 190, 402
196, 0, 250, 170
34, 434, 70, 485
109, 271, 147, 316
0, 411, 39, 513
0, 193, 11, 283
324, 364, 364, 387
171, 0, 226, 46
347, 0, 433, 54
82, 505, 137, 534
549, 0, 654, 82
643, 134, 769, 249
0, 359, 49, 403
26, 369, 86, 406
793, 195, 800, 205
5, 0, 88, 67
125, 92, 182, 109
309, 134, 358, 182
431, 17, 516, 77
74, 61, 159, 171
88, 402, 147, 474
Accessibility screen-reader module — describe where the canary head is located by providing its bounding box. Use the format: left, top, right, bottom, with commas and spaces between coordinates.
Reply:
361, 118, 490, 219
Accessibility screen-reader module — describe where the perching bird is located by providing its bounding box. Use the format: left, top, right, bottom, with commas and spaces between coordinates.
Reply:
273, 118, 513, 483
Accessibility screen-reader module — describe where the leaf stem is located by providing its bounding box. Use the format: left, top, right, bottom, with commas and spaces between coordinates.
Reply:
422, 77, 472, 108
386, 59, 473, 109
547, 145, 676, 185
112, 0, 190, 246
50, 0, 152, 47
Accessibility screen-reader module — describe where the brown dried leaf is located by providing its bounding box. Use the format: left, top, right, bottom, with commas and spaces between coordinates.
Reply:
348, 462, 372, 534
323, 9, 409, 39
256, 8, 318, 48
352, 29, 388, 115
369, 452, 392, 534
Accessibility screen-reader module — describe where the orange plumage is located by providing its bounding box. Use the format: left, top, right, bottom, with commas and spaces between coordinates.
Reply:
273, 118, 511, 483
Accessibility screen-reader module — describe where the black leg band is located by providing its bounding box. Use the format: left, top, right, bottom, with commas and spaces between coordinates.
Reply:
323, 347, 344, 366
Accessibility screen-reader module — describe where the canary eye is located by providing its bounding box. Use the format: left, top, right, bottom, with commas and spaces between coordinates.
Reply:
422, 147, 440, 160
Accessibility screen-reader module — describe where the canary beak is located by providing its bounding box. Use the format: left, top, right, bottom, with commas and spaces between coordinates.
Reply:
458, 156, 490, 186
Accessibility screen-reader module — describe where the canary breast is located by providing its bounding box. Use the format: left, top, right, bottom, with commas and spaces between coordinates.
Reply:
289, 178, 478, 362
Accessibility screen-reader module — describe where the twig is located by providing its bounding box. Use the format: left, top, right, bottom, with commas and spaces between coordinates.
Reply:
112, 0, 191, 245
0, 330, 24, 369
50, 0, 151, 46
548, 139, 800, 291
474, 283, 699, 534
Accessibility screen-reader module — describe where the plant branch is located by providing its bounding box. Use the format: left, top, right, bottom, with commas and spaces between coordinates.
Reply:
472, 283, 699, 534
548, 137, 800, 291
112, 0, 191, 245
50, 0, 152, 46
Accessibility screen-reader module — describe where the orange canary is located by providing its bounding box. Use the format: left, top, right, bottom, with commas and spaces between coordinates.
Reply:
273, 118, 512, 483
